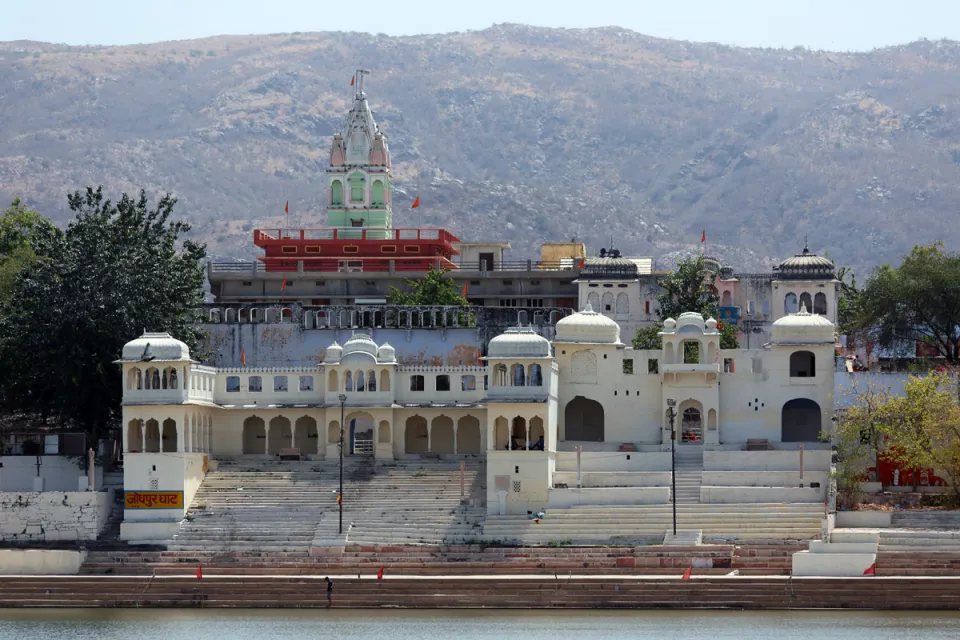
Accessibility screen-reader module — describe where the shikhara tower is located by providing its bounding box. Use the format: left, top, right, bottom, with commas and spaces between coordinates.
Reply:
326, 69, 393, 230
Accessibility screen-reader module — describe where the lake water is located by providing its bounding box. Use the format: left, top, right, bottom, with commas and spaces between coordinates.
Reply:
0, 609, 958, 639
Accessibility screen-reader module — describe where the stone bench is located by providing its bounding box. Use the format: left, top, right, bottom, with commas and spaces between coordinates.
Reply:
278, 448, 303, 461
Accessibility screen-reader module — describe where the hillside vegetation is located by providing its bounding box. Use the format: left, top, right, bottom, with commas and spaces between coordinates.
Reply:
2, 25, 960, 272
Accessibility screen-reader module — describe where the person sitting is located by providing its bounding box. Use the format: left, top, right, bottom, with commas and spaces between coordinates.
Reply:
531, 436, 545, 451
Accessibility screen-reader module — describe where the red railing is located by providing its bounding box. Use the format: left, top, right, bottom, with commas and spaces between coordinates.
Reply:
254, 228, 461, 244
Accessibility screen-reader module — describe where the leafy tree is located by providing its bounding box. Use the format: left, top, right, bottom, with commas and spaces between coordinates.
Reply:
884, 372, 960, 497
0, 187, 206, 440
856, 243, 960, 364
387, 266, 467, 306
633, 255, 739, 352
0, 198, 55, 308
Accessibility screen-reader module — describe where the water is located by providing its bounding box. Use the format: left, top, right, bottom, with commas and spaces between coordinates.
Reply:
0, 609, 958, 639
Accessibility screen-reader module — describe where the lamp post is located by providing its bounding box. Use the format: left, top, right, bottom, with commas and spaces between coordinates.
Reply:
338, 393, 347, 535
667, 398, 677, 536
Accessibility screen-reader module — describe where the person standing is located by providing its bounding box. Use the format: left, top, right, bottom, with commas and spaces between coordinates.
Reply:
325, 576, 333, 607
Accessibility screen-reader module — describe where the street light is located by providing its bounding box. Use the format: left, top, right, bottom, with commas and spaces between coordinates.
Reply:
338, 393, 347, 534
667, 398, 677, 536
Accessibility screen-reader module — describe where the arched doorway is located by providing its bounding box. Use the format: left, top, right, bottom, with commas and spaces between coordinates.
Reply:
457, 416, 482, 454
377, 420, 391, 444
564, 396, 604, 442
404, 415, 428, 454
493, 417, 509, 451
681, 407, 702, 444
346, 412, 374, 454
126, 420, 143, 453
431, 416, 455, 454
511, 417, 527, 449
529, 416, 545, 449
161, 418, 178, 452
144, 419, 160, 452
243, 416, 266, 454
782, 399, 823, 442
268, 416, 291, 455
294, 416, 318, 455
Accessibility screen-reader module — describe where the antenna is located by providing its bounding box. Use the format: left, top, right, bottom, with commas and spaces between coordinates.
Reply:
355, 69, 370, 98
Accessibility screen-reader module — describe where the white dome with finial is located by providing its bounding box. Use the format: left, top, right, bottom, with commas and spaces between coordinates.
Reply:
488, 327, 551, 358
121, 332, 190, 361
341, 332, 379, 361
554, 303, 622, 345
772, 306, 836, 344
377, 342, 397, 364
324, 341, 343, 363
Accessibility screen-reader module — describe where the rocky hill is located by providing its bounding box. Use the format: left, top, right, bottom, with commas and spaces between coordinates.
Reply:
2, 25, 960, 273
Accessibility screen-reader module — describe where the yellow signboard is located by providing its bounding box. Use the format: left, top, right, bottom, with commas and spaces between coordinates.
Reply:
124, 491, 184, 509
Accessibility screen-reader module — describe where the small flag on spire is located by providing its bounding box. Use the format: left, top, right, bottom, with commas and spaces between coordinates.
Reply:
240, 348, 246, 367
701, 230, 706, 243
350, 75, 355, 86
281, 279, 287, 292
411, 196, 420, 209
285, 200, 289, 214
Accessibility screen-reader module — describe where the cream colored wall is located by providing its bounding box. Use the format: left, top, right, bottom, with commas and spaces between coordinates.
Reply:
487, 452, 552, 515
123, 453, 188, 522
771, 280, 838, 324
182, 453, 207, 510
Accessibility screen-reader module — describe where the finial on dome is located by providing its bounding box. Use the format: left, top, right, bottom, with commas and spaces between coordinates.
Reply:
803, 236, 810, 255
583, 302, 594, 313
799, 303, 810, 314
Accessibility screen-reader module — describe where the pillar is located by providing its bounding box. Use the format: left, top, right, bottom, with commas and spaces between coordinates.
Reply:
290, 421, 295, 449
427, 424, 432, 452
525, 421, 530, 450
453, 429, 458, 455
265, 424, 271, 456
177, 420, 184, 453
185, 420, 192, 453
139, 422, 146, 453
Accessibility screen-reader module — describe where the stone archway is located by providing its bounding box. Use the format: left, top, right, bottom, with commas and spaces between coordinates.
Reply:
294, 416, 318, 455
161, 418, 178, 452
404, 415, 429, 454
144, 419, 160, 452
431, 415, 455, 454
127, 420, 143, 453
268, 416, 292, 455
457, 416, 482, 454
564, 396, 604, 442
377, 420, 391, 444
346, 411, 374, 454
782, 399, 822, 442
529, 416, 545, 449
680, 406, 703, 444
493, 417, 509, 451
243, 416, 266, 454
511, 416, 527, 449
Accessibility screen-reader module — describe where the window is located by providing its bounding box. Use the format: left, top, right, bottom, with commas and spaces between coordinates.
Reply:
723, 358, 735, 373
683, 342, 699, 364
436, 375, 451, 391
367, 370, 376, 392
512, 481, 521, 493
645, 300, 650, 314
299, 376, 314, 392
529, 363, 543, 386
512, 364, 526, 386
790, 351, 816, 378
623, 359, 634, 375
274, 376, 288, 392
226, 376, 240, 392
242, 281, 253, 287
747, 300, 755, 316
499, 299, 518, 307
403, 246, 420, 254
814, 292, 827, 315
345, 371, 354, 392
351, 219, 364, 227
648, 359, 659, 374
305, 246, 320, 254
503, 280, 513, 286
483, 375, 489, 391
410, 375, 425, 392
343, 245, 359, 253
799, 292, 813, 314
315, 281, 326, 287
356, 370, 365, 391
530, 279, 541, 286
461, 375, 476, 391
371, 179, 384, 206
249, 376, 262, 392
331, 180, 343, 206
381, 245, 397, 253
470, 280, 481, 286
281, 246, 297, 254
348, 171, 365, 203
784, 292, 798, 314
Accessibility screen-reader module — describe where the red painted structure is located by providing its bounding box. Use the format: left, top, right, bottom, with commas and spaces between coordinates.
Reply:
254, 227, 461, 273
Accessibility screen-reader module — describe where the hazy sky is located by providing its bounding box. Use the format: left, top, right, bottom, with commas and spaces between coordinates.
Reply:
3, 0, 959, 51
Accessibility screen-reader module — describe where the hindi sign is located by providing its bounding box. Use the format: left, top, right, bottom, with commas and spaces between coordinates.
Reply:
124, 491, 184, 510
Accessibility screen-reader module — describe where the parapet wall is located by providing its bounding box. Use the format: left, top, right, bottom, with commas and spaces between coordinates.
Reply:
0, 491, 113, 542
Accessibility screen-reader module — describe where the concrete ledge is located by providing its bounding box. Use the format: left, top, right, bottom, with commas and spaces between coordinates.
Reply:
547, 487, 670, 508
808, 541, 878, 554
552, 471, 671, 488
555, 451, 670, 473
701, 471, 828, 488
835, 511, 892, 528
120, 521, 182, 542
792, 550, 876, 577
704, 451, 831, 472
831, 530, 881, 544
700, 486, 822, 503
0, 549, 86, 575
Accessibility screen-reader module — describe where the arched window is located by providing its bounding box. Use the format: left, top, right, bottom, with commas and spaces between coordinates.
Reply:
784, 292, 798, 314
601, 292, 613, 313
799, 292, 812, 314
169, 368, 178, 390
529, 363, 543, 387
331, 180, 343, 206
348, 171, 365, 203
371, 180, 384, 206
814, 292, 827, 315
587, 291, 600, 310
249, 376, 262, 392
328, 370, 338, 392
380, 369, 390, 392
615, 292, 629, 314
356, 370, 365, 392
367, 370, 377, 392
495, 364, 508, 387
150, 368, 161, 390
721, 290, 732, 307
790, 351, 816, 377
161, 369, 169, 389
512, 364, 525, 387
127, 368, 142, 390
345, 371, 354, 392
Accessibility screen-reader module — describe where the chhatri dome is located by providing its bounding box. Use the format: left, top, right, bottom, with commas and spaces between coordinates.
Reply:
120, 332, 191, 362
774, 240, 835, 281
488, 327, 551, 358
554, 303, 622, 345
771, 306, 836, 344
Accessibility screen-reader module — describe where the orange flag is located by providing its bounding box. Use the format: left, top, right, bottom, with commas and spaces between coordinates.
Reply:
681, 567, 692, 581
196, 566, 203, 580
578, 258, 585, 269
477, 350, 483, 366
701, 230, 706, 243
281, 279, 287, 292
411, 196, 420, 209
240, 348, 246, 367
863, 563, 876, 576
377, 567, 384, 581
285, 200, 289, 214
350, 75, 355, 86
337, 492, 342, 505
462, 282, 468, 296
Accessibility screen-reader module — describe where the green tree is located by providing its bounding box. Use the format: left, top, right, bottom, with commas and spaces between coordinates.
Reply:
0, 198, 55, 308
884, 372, 960, 497
633, 255, 739, 352
387, 266, 467, 306
856, 243, 960, 364
0, 187, 206, 439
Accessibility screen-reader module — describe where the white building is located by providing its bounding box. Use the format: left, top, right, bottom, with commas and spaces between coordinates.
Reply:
118, 303, 837, 536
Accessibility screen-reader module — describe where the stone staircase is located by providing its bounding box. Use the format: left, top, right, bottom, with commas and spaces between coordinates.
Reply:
164, 456, 486, 553
891, 510, 960, 529
482, 503, 824, 545
672, 447, 703, 504
663, 529, 703, 546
